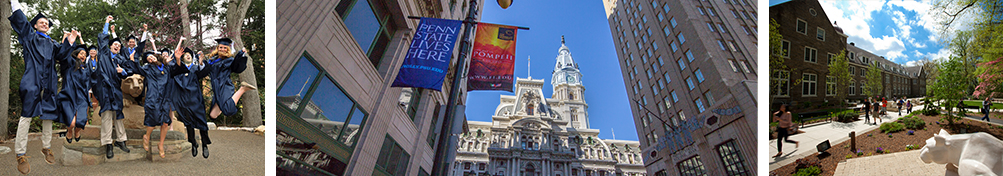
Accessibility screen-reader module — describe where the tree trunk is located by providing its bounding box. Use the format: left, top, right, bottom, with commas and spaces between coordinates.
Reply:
180, 0, 191, 40
226, 0, 260, 127
0, 0, 10, 140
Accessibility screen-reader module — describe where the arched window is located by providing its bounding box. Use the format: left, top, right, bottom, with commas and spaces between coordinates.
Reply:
569, 92, 575, 100
524, 163, 537, 176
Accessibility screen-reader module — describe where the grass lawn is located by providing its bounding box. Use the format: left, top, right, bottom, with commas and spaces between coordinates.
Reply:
963, 100, 1003, 109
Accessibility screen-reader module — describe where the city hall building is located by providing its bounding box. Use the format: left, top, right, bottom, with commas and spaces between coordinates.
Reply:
451, 39, 646, 176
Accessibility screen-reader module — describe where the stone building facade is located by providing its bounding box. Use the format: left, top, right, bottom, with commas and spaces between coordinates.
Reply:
452, 39, 646, 176
276, 0, 482, 175
602, 0, 759, 175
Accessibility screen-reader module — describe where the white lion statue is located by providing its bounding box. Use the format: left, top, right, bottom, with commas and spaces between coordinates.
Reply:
920, 129, 1003, 176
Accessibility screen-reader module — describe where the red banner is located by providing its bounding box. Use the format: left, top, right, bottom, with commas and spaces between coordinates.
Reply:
467, 23, 518, 92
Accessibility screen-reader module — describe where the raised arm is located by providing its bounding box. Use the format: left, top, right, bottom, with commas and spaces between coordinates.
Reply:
173, 37, 186, 64
229, 48, 248, 73
8, 0, 32, 37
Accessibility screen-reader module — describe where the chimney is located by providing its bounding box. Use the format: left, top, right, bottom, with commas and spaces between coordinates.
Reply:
850, 42, 855, 46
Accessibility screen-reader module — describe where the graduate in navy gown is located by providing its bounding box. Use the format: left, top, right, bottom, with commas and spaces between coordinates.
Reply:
204, 38, 256, 119
122, 48, 188, 158
172, 43, 213, 158
94, 15, 133, 159
9, 0, 78, 172
56, 37, 100, 144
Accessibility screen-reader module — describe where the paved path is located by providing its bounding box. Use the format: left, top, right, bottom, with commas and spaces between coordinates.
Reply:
0, 130, 263, 175
832, 150, 949, 176
767, 104, 922, 171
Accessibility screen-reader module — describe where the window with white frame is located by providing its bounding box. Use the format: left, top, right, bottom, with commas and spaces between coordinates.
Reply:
804, 47, 817, 63
796, 19, 807, 34
803, 73, 817, 96
817, 27, 825, 41
772, 70, 790, 96
826, 76, 836, 96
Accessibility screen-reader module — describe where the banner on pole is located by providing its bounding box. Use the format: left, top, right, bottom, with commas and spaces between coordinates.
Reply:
467, 23, 518, 92
391, 17, 463, 91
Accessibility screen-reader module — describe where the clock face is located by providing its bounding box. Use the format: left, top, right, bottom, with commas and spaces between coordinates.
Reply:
567, 75, 576, 83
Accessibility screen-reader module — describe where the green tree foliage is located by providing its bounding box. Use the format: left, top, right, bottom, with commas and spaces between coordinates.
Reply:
828, 50, 851, 105
928, 58, 970, 125
770, 18, 801, 107
865, 63, 883, 99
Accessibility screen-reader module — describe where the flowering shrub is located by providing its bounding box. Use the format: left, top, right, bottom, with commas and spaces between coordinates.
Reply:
876, 147, 884, 154
908, 130, 914, 135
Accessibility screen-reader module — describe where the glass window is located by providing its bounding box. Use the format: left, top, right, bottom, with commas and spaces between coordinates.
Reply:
664, 72, 672, 83
695, 69, 705, 83
695, 98, 705, 112
663, 4, 671, 13
678, 156, 707, 176
678, 59, 687, 70
671, 17, 678, 28
686, 50, 695, 62
718, 24, 728, 33
727, 60, 739, 72
698, 7, 705, 15
707, 23, 716, 32
718, 40, 726, 50
804, 47, 817, 63
672, 91, 679, 102
658, 13, 664, 21
663, 26, 672, 37
278, 57, 320, 112
802, 73, 817, 96
716, 141, 750, 176
652, 41, 659, 50
337, 0, 395, 68
780, 40, 790, 57
704, 91, 716, 106
817, 27, 826, 41
399, 88, 422, 121
277, 130, 349, 175
796, 19, 807, 34
677, 33, 686, 44
375, 135, 411, 176
658, 56, 665, 66
671, 42, 679, 52
687, 77, 695, 90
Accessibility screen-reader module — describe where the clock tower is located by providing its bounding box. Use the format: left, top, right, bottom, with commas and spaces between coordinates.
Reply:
551, 36, 589, 129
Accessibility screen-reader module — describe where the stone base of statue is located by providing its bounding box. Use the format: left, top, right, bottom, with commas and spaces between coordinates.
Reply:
60, 125, 192, 165
62, 89, 192, 165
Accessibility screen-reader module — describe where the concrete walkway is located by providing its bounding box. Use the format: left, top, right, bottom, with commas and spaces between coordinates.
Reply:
0, 130, 264, 175
832, 150, 949, 176
768, 104, 923, 171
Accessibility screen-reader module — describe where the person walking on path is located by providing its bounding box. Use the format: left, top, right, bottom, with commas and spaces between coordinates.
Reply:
774, 104, 799, 158
907, 99, 913, 114
897, 98, 904, 116
982, 98, 992, 122
882, 97, 888, 115
863, 99, 872, 124
873, 100, 882, 124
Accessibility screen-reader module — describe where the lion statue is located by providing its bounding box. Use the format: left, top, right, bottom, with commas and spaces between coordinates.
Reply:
920, 129, 1003, 176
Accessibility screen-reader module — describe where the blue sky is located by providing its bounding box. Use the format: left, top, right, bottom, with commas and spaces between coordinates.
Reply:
770, 0, 952, 66
466, 0, 638, 141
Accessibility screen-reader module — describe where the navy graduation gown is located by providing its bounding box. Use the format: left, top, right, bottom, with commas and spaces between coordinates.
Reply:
122, 59, 188, 127
56, 55, 99, 127
205, 51, 248, 116
10, 9, 73, 119
93, 30, 131, 119
171, 59, 211, 130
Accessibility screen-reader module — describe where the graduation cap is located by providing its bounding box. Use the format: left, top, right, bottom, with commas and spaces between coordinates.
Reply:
215, 38, 232, 46
182, 47, 194, 56
159, 48, 172, 55
73, 45, 87, 52
88, 45, 97, 51
29, 13, 50, 27
109, 37, 121, 46
126, 35, 137, 42
142, 51, 157, 59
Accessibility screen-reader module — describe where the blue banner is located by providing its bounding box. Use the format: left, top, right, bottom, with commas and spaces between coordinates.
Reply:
391, 17, 463, 91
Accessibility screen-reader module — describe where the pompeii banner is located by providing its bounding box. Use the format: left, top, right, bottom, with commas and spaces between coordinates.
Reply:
467, 22, 518, 92
391, 17, 463, 91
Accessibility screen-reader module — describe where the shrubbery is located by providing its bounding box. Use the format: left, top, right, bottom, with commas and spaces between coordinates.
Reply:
880, 122, 905, 133
793, 166, 821, 176
898, 116, 926, 129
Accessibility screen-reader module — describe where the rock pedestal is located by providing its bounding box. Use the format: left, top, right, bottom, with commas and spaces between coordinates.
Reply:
61, 125, 192, 165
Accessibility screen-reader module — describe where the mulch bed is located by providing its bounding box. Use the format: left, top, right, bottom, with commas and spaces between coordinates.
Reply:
770, 113, 1003, 176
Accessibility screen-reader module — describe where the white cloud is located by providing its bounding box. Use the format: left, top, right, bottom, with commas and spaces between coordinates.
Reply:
821, 0, 948, 65
906, 60, 920, 66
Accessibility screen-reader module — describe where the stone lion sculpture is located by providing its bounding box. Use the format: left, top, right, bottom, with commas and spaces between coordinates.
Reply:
919, 129, 1003, 176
